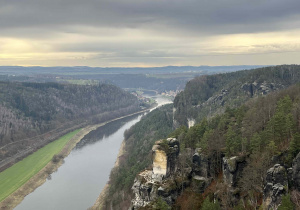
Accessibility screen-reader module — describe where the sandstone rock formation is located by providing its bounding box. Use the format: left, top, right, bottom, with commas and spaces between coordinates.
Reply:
263, 164, 288, 209
241, 81, 281, 97
292, 152, 300, 191
223, 156, 246, 187
192, 148, 209, 178
131, 138, 179, 209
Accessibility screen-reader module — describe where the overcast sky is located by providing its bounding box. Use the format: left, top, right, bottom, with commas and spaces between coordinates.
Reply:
1, 0, 300, 67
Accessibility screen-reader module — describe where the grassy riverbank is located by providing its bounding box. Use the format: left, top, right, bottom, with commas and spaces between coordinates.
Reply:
0, 129, 80, 202
0, 107, 155, 209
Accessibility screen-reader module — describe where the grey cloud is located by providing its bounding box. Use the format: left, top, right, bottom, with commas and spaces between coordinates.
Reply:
1, 0, 300, 37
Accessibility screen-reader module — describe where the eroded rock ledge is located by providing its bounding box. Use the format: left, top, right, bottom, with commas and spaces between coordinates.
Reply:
131, 138, 179, 209
131, 139, 300, 210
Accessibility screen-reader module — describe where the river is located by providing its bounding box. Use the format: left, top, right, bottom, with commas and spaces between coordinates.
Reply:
15, 95, 171, 210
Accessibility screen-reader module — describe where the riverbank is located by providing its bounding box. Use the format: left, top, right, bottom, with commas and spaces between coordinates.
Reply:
0, 108, 153, 210
91, 97, 173, 210
90, 140, 126, 210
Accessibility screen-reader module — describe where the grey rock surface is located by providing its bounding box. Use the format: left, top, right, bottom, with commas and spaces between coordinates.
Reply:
263, 164, 288, 209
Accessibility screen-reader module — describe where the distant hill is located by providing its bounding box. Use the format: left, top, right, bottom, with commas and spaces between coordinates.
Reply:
0, 65, 265, 93
0, 82, 141, 167
0, 65, 265, 75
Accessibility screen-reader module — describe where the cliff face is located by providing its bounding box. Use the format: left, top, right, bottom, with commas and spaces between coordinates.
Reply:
131, 140, 300, 210
131, 140, 218, 209
263, 164, 288, 209
131, 138, 180, 209
292, 152, 300, 191
222, 156, 246, 188
152, 148, 167, 175
152, 138, 180, 177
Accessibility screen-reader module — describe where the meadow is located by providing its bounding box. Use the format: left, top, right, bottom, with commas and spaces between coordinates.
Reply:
0, 129, 80, 202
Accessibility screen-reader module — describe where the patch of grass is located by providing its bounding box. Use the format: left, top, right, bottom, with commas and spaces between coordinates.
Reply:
0, 129, 81, 202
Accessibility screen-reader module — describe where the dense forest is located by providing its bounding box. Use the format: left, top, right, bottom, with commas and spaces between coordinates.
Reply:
0, 81, 142, 170
174, 65, 300, 127
100, 65, 300, 210
168, 84, 300, 209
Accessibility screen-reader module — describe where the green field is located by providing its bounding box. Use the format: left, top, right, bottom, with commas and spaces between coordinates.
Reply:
0, 129, 81, 202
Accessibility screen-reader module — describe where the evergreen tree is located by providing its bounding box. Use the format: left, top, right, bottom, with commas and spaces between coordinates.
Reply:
267, 140, 278, 156
250, 133, 261, 153
185, 118, 208, 148
201, 197, 221, 210
278, 194, 294, 210
226, 126, 241, 156
289, 133, 300, 160
154, 197, 171, 210
197, 129, 213, 151
285, 113, 296, 141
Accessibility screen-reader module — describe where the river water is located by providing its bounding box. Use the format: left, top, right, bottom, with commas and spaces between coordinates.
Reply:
15, 95, 171, 210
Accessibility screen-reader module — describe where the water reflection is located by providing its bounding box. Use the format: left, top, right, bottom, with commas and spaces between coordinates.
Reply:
15, 114, 143, 210
75, 114, 139, 149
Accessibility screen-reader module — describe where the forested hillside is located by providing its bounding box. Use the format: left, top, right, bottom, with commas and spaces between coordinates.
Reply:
0, 82, 141, 169
167, 84, 300, 209
174, 65, 300, 127
101, 65, 300, 210
101, 104, 174, 209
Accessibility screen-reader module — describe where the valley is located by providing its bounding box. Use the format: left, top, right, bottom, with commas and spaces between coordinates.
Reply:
1, 0, 300, 209
1, 65, 300, 210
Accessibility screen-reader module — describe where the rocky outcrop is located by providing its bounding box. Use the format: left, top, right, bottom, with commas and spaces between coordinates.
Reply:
152, 147, 168, 176
241, 81, 281, 97
131, 138, 180, 209
263, 164, 288, 209
192, 148, 209, 178
262, 153, 300, 209
132, 146, 300, 210
205, 89, 228, 106
191, 175, 210, 193
190, 148, 212, 193
172, 107, 180, 129
152, 138, 179, 176
223, 156, 246, 187
187, 118, 195, 128
131, 170, 160, 208
292, 152, 300, 191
